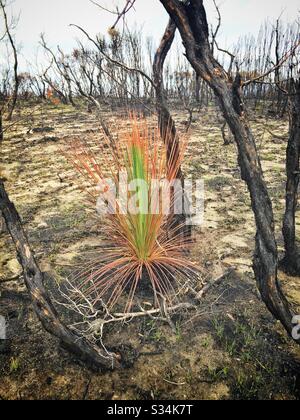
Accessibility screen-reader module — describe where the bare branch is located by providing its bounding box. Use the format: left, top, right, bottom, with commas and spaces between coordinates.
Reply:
111, 0, 137, 30
89, 0, 119, 15
243, 39, 300, 87
89, 0, 137, 30
0, 0, 19, 121
70, 24, 155, 88
211, 0, 221, 54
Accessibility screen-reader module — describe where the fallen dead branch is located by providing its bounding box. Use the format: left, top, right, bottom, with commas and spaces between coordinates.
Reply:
112, 302, 196, 321
266, 128, 288, 140
54, 275, 198, 342
191, 267, 236, 301
0, 274, 20, 283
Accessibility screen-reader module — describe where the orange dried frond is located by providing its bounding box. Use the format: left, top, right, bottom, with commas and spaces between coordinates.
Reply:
63, 114, 196, 312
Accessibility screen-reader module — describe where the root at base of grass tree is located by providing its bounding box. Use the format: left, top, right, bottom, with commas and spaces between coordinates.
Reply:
56, 274, 198, 343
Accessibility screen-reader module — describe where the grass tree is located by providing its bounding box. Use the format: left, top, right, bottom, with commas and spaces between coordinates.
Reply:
65, 115, 196, 312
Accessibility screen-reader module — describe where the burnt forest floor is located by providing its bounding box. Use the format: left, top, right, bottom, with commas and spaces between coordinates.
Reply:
0, 102, 300, 400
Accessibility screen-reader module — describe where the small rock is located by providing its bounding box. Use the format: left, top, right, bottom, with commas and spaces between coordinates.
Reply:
7, 259, 22, 276
40, 262, 52, 273
37, 221, 48, 229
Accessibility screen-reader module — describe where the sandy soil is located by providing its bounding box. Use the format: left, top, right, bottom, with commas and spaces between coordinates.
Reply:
0, 102, 300, 400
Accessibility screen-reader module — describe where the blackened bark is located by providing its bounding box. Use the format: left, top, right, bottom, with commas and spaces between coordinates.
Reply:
153, 19, 191, 235
0, 109, 3, 142
282, 80, 300, 275
0, 180, 120, 370
153, 19, 178, 172
160, 0, 298, 341
195, 73, 201, 104
220, 121, 231, 146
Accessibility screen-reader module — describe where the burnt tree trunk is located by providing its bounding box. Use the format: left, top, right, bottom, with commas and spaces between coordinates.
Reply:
195, 73, 201, 105
160, 0, 298, 341
0, 109, 3, 142
153, 20, 180, 178
282, 80, 300, 275
0, 1, 19, 121
153, 19, 191, 235
0, 180, 120, 370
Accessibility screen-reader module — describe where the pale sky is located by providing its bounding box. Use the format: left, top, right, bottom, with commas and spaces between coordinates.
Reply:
3, 0, 300, 70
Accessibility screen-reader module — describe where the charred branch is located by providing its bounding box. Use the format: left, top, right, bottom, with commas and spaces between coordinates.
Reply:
0, 180, 121, 370
160, 0, 299, 342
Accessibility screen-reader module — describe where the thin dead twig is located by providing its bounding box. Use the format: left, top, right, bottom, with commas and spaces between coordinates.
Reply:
266, 128, 288, 140
89, 0, 136, 30
191, 267, 236, 301
243, 39, 300, 87
0, 274, 20, 283
70, 24, 155, 88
